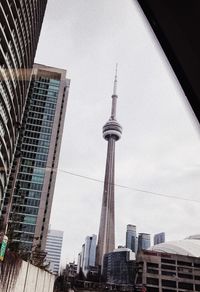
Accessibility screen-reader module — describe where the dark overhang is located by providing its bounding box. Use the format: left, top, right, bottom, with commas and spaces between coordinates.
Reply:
136, 0, 200, 124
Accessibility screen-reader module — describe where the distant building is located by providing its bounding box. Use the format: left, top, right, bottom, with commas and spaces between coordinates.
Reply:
138, 233, 151, 252
83, 235, 97, 270
45, 229, 63, 274
80, 243, 85, 271
65, 262, 77, 279
77, 234, 97, 277
103, 247, 135, 285
77, 252, 82, 274
154, 232, 165, 245
126, 224, 137, 252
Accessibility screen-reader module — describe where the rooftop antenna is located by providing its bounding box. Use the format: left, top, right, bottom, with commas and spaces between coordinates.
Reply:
111, 63, 118, 119
113, 63, 118, 96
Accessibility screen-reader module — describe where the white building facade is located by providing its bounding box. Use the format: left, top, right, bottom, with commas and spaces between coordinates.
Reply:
45, 229, 64, 274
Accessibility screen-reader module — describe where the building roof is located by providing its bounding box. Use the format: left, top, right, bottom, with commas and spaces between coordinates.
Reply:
113, 247, 131, 253
150, 235, 200, 257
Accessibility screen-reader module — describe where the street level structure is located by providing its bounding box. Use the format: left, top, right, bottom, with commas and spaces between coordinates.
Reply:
136, 249, 200, 291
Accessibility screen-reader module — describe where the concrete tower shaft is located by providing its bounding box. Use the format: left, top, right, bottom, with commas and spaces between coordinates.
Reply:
96, 67, 122, 267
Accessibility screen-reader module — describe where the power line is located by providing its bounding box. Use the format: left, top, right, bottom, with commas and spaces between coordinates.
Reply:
53, 168, 200, 204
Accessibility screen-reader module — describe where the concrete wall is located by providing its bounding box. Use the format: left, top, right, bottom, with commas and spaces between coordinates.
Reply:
0, 260, 55, 292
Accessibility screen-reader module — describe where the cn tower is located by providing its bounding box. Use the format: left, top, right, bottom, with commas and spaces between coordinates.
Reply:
96, 65, 122, 267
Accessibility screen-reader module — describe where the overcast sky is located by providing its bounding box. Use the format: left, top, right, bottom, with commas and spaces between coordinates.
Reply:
35, 0, 200, 265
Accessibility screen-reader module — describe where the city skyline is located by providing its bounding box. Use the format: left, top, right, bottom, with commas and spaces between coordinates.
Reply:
35, 0, 200, 265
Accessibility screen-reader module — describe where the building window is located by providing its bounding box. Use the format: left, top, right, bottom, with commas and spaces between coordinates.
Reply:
147, 277, 159, 285
162, 280, 176, 288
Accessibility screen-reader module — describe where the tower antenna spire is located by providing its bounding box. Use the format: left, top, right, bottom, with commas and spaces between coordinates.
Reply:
111, 64, 118, 119
113, 63, 118, 96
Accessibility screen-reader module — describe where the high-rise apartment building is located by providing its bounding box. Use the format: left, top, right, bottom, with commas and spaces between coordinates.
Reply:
138, 233, 151, 252
126, 224, 137, 253
0, 1, 47, 205
5, 64, 70, 251
154, 232, 165, 245
45, 229, 63, 274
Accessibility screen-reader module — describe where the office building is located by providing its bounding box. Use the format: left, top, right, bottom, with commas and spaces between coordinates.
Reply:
136, 235, 200, 291
96, 66, 122, 267
45, 229, 63, 274
83, 235, 97, 271
103, 247, 135, 285
138, 233, 151, 252
77, 234, 97, 277
5, 64, 70, 251
154, 232, 165, 245
0, 0, 47, 206
126, 224, 137, 253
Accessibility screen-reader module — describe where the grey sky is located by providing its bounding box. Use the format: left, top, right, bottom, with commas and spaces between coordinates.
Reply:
35, 0, 200, 265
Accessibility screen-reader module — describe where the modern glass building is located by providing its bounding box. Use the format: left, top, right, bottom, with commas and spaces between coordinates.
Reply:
77, 234, 97, 277
83, 235, 97, 276
45, 229, 63, 274
126, 224, 137, 253
0, 0, 47, 205
5, 64, 70, 252
138, 233, 151, 252
103, 247, 135, 285
154, 232, 165, 245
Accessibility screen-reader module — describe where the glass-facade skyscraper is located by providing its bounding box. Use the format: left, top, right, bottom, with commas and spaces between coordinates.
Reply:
0, 1, 47, 205
4, 64, 70, 252
103, 247, 135, 285
77, 234, 97, 277
154, 232, 165, 245
126, 224, 137, 253
138, 233, 151, 252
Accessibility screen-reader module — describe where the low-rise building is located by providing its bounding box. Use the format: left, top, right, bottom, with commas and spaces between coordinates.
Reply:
136, 235, 200, 291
